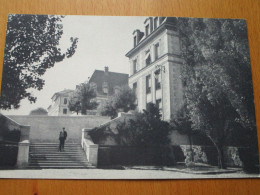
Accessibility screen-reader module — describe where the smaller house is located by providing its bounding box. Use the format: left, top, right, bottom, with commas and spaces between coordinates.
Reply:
87, 66, 129, 115
47, 67, 128, 116
47, 89, 74, 116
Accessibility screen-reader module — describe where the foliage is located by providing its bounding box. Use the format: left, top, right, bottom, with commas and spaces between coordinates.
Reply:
170, 106, 194, 161
177, 17, 258, 169
115, 103, 171, 147
68, 83, 98, 115
0, 14, 78, 110
29, 107, 48, 115
100, 85, 136, 118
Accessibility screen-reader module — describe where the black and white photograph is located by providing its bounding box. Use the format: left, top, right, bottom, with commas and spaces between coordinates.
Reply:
0, 15, 259, 179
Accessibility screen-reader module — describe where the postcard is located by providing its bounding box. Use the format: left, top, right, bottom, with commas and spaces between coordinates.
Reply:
0, 15, 259, 179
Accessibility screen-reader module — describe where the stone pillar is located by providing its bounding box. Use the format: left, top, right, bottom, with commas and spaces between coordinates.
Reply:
81, 128, 99, 167
81, 128, 92, 147
87, 144, 99, 166
19, 125, 30, 141
16, 140, 30, 168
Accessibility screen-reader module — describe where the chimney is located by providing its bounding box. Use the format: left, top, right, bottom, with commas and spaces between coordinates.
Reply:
104, 66, 109, 73
133, 29, 144, 47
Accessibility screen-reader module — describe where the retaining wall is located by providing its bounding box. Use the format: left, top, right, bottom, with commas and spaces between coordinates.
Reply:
7, 115, 110, 143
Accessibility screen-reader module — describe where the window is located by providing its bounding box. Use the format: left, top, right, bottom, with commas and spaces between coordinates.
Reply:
133, 59, 137, 74
146, 75, 151, 94
133, 82, 137, 93
64, 98, 67, 105
156, 99, 162, 110
134, 36, 137, 47
114, 86, 120, 94
154, 43, 159, 60
133, 82, 138, 105
155, 73, 161, 90
145, 24, 149, 36
145, 50, 151, 66
102, 82, 108, 94
63, 108, 67, 114
154, 17, 158, 29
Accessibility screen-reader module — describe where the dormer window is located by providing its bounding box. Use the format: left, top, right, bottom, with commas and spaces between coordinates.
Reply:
134, 36, 137, 47
154, 17, 158, 29
145, 24, 149, 36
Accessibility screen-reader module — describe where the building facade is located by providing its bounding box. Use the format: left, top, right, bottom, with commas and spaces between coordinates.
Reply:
126, 17, 184, 121
47, 89, 74, 116
88, 66, 129, 115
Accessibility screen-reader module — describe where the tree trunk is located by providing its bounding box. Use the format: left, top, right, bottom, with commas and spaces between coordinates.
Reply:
188, 133, 194, 162
207, 135, 226, 169
217, 145, 226, 169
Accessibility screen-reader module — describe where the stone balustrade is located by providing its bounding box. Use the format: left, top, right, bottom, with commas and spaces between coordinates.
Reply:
81, 128, 99, 167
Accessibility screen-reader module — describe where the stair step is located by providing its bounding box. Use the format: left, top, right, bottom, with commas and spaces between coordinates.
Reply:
28, 143, 91, 168
30, 155, 86, 157
30, 144, 81, 145
29, 162, 89, 165
29, 150, 84, 154
30, 159, 87, 162
27, 165, 95, 169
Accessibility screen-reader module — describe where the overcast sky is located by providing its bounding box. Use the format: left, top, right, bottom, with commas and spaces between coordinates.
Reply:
1, 15, 146, 115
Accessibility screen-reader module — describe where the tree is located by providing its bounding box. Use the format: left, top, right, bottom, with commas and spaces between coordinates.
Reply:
170, 106, 194, 162
177, 18, 258, 169
100, 85, 136, 118
115, 103, 170, 146
0, 14, 78, 110
68, 83, 98, 115
29, 107, 48, 115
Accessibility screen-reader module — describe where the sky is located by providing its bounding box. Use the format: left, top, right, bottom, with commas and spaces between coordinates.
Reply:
1, 15, 146, 115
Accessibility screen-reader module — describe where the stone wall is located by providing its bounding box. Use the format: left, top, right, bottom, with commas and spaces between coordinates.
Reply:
177, 145, 244, 167
97, 144, 247, 168
7, 115, 110, 143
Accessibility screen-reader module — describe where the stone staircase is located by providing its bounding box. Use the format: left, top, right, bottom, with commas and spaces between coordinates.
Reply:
28, 143, 93, 169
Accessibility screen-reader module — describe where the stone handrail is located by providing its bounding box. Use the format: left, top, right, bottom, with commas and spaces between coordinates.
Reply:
81, 128, 98, 167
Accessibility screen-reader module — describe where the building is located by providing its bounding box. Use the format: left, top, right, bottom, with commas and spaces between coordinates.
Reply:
47, 67, 128, 116
88, 66, 129, 115
125, 17, 184, 121
47, 89, 74, 116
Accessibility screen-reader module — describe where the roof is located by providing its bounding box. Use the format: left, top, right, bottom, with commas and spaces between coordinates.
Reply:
125, 17, 178, 58
51, 89, 74, 100
88, 70, 128, 96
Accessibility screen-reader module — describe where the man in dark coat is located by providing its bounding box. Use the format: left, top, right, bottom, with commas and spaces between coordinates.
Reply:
59, 127, 67, 152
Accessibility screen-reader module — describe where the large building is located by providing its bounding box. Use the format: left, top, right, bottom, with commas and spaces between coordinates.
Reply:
47, 89, 74, 116
125, 17, 184, 121
88, 66, 129, 115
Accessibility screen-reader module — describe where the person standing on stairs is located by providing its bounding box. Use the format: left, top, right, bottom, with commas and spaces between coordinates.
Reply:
59, 127, 68, 152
